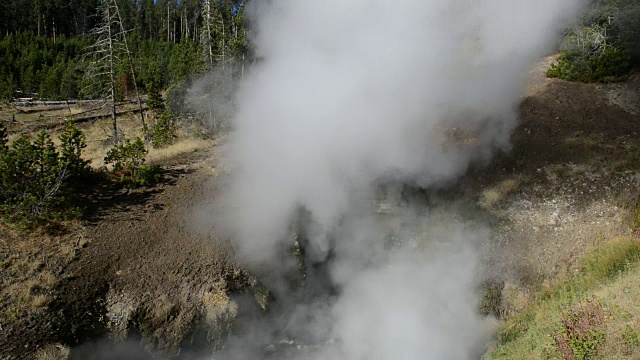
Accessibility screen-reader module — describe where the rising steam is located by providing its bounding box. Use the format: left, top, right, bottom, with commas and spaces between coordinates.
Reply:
215, 0, 584, 358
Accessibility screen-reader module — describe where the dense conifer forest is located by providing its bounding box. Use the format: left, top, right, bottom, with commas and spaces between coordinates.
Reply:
0, 0, 250, 100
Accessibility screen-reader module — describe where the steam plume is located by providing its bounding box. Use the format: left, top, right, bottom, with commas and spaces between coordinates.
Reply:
215, 0, 584, 358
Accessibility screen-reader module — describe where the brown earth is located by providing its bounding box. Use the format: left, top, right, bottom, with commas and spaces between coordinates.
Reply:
469, 68, 640, 297
0, 147, 255, 359
1, 63, 640, 359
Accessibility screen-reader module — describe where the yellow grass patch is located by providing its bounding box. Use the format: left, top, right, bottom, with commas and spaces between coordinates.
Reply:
147, 137, 213, 165
479, 178, 521, 209
31, 294, 50, 308
33, 344, 70, 360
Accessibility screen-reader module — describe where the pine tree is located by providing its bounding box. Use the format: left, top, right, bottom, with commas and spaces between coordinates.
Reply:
0, 123, 8, 154
59, 119, 89, 175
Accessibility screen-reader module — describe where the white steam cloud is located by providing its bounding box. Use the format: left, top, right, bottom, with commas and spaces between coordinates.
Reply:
215, 0, 584, 358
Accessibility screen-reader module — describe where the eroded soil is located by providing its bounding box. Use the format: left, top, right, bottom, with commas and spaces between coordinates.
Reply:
471, 69, 640, 300
1, 148, 254, 358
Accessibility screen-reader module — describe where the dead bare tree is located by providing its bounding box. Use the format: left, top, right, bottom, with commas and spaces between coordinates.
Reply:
201, 0, 215, 66
83, 0, 149, 144
112, 0, 148, 141
83, 0, 125, 144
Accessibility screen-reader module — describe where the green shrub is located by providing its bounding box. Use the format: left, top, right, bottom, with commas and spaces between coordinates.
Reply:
0, 130, 82, 224
552, 299, 606, 360
104, 137, 159, 186
146, 80, 165, 111
59, 119, 89, 176
586, 1, 640, 64
135, 164, 162, 187
547, 25, 630, 83
104, 137, 146, 171
549, 1, 640, 82
0, 123, 7, 153
165, 81, 187, 116
152, 110, 177, 149
547, 47, 630, 83
617, 7, 640, 62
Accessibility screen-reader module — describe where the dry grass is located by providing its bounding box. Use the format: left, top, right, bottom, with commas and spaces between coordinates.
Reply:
202, 286, 238, 325
3, 103, 214, 169
564, 133, 605, 149
57, 114, 145, 169
2, 102, 143, 134
151, 295, 177, 327
479, 177, 521, 209
501, 282, 534, 317
54, 115, 212, 169
147, 137, 214, 165
593, 265, 640, 359
31, 294, 50, 308
0, 222, 81, 323
40, 271, 58, 288
33, 344, 70, 360
201, 286, 238, 349
105, 292, 137, 341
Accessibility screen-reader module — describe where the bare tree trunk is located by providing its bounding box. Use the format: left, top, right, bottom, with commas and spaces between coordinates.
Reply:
106, 4, 118, 144
208, 102, 216, 132
185, 6, 189, 40
221, 15, 226, 70
113, 0, 148, 141
204, 0, 213, 66
242, 27, 246, 79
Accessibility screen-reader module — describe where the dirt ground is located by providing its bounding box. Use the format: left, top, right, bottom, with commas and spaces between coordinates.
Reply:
470, 66, 640, 302
1, 62, 640, 359
0, 146, 254, 358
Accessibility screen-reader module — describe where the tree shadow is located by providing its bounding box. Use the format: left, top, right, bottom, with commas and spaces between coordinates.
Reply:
77, 166, 196, 224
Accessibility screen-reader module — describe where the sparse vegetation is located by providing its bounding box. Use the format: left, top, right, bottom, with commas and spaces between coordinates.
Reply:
553, 298, 607, 360
0, 222, 81, 331
547, 0, 640, 82
201, 287, 239, 349
486, 237, 640, 360
479, 280, 505, 318
33, 344, 71, 360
